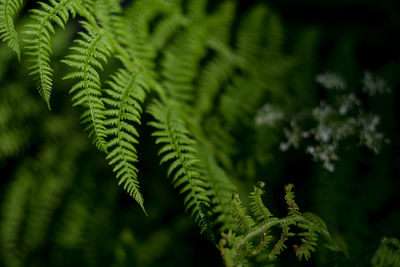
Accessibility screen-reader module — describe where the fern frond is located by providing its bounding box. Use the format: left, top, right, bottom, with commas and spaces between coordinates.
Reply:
0, 84, 41, 158
103, 68, 148, 212
62, 21, 111, 152
186, 0, 207, 20
150, 13, 185, 51
284, 183, 300, 216
148, 100, 213, 237
253, 233, 273, 257
268, 223, 293, 260
54, 195, 89, 248
219, 183, 339, 265
231, 193, 255, 235
293, 227, 318, 260
22, 146, 74, 253
236, 5, 267, 61
0, 128, 27, 158
0, 0, 23, 58
161, 23, 208, 105
24, 0, 79, 109
248, 182, 273, 223
206, 0, 236, 46
371, 237, 400, 267
94, 0, 121, 29
198, 146, 237, 231
195, 55, 236, 120
202, 116, 236, 171
0, 167, 33, 267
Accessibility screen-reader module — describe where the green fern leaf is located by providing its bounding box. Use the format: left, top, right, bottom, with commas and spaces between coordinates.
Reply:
148, 100, 213, 237
284, 184, 300, 216
268, 223, 294, 260
103, 68, 148, 212
24, 0, 79, 109
0, 0, 23, 58
231, 193, 255, 235
372, 237, 400, 267
199, 145, 237, 231
248, 182, 274, 223
150, 13, 185, 51
62, 21, 110, 152
161, 23, 208, 105
293, 228, 318, 261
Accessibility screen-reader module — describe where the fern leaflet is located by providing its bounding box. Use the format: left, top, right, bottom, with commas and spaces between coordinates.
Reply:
24, 0, 79, 108
0, 0, 23, 58
148, 100, 213, 238
62, 21, 110, 152
103, 68, 148, 212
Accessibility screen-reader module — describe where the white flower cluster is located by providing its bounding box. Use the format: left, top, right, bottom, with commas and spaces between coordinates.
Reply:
279, 72, 389, 172
316, 72, 346, 90
362, 72, 391, 96
255, 103, 284, 127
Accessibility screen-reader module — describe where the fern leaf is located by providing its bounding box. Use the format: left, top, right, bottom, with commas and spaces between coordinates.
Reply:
206, 0, 236, 46
161, 23, 208, 105
284, 184, 300, 216
248, 182, 274, 223
250, 231, 272, 256
24, 0, 79, 109
0, 0, 23, 58
123, 0, 172, 75
103, 68, 148, 212
231, 193, 255, 235
198, 145, 237, 231
148, 100, 213, 237
0, 167, 33, 267
268, 223, 293, 260
195, 55, 236, 120
22, 145, 75, 253
186, 0, 207, 20
372, 237, 400, 267
293, 228, 318, 261
236, 6, 267, 60
62, 21, 110, 152
150, 13, 185, 51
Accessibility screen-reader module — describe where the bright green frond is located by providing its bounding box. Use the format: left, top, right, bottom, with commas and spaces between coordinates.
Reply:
199, 146, 237, 231
248, 182, 273, 223
103, 68, 149, 212
24, 0, 79, 109
231, 193, 255, 235
148, 100, 213, 239
62, 21, 110, 152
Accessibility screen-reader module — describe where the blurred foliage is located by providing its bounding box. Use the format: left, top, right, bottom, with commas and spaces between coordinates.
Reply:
0, 0, 399, 266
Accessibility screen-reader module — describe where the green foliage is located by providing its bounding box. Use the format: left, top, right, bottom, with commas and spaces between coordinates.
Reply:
104, 68, 148, 212
0, 0, 397, 266
148, 100, 213, 238
24, 0, 82, 108
371, 237, 400, 267
0, 0, 23, 58
218, 183, 334, 266
62, 20, 111, 152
